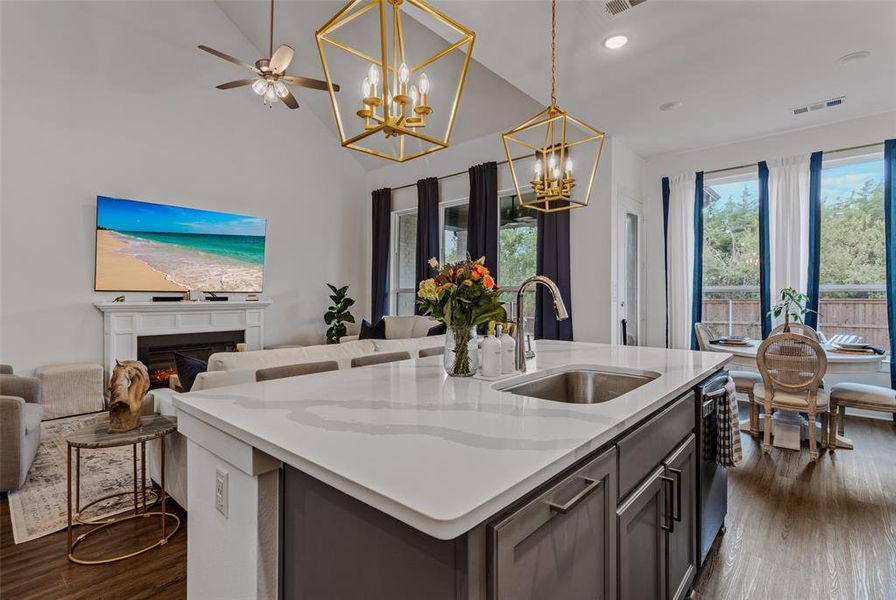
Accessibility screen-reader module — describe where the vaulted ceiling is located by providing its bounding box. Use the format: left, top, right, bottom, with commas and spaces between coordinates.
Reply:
216, 0, 896, 169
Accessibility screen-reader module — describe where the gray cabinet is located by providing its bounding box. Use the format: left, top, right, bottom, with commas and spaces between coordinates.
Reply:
489, 447, 617, 600
664, 434, 697, 600
616, 466, 671, 600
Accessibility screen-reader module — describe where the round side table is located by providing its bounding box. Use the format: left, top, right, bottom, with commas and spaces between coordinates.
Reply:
66, 414, 180, 564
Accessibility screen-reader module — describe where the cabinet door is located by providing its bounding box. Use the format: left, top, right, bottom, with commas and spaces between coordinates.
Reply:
490, 447, 617, 600
664, 434, 697, 600
617, 466, 670, 600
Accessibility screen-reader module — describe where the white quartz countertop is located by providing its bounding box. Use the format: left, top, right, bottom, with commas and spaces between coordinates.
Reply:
173, 341, 730, 539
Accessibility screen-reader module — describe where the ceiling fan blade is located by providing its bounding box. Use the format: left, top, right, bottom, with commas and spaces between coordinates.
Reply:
280, 89, 299, 110
269, 44, 295, 74
282, 75, 339, 92
216, 79, 256, 90
198, 45, 260, 74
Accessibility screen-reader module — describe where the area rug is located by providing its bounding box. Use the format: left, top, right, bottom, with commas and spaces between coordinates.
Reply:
7, 413, 147, 544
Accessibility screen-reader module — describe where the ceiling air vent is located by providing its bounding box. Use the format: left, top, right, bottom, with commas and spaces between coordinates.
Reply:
606, 0, 648, 16
792, 96, 845, 116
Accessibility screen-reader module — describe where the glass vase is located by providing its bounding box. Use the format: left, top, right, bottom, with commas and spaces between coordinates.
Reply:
444, 326, 478, 377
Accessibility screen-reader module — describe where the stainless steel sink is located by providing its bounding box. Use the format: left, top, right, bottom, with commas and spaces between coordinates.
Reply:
499, 368, 657, 404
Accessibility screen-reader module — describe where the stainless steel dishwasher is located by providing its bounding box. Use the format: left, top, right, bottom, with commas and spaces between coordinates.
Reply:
695, 370, 730, 566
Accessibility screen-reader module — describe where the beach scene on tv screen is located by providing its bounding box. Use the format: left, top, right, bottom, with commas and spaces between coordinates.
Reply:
95, 196, 266, 292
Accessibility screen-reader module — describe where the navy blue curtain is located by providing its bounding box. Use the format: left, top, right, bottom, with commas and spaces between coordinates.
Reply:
535, 211, 574, 341
805, 151, 824, 329
758, 161, 772, 338
662, 177, 671, 348
884, 139, 896, 387
467, 162, 499, 277
370, 188, 392, 321
691, 172, 704, 350
415, 177, 440, 315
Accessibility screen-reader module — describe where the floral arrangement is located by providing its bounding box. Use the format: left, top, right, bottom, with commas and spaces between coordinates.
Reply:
417, 256, 506, 375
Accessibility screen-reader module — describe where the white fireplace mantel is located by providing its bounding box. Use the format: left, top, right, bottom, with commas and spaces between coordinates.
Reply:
94, 300, 271, 379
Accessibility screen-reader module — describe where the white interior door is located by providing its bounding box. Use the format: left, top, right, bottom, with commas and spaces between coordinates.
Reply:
618, 199, 643, 346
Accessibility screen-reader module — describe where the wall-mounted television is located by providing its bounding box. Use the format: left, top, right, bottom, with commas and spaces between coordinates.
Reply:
95, 196, 266, 292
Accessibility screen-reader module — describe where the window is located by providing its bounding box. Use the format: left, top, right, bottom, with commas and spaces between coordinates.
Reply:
441, 202, 468, 264
499, 191, 538, 322
701, 173, 762, 339
392, 189, 540, 322
391, 210, 417, 316
819, 154, 887, 350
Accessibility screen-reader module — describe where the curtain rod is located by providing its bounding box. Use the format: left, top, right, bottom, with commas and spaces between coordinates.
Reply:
702, 141, 884, 176
388, 154, 533, 192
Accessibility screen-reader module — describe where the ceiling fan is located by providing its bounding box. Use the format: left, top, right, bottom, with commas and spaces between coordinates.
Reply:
198, 0, 339, 109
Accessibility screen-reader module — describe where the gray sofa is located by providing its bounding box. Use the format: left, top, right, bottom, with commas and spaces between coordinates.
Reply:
0, 366, 43, 492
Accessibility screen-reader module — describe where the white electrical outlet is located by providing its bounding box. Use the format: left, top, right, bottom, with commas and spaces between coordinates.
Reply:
215, 467, 228, 517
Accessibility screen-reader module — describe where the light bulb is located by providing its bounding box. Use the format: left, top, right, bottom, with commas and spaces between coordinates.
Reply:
534, 160, 543, 176
418, 73, 429, 95
548, 156, 557, 170
552, 167, 560, 179
362, 77, 371, 99
565, 159, 573, 175
398, 63, 409, 84
252, 79, 269, 95
368, 64, 379, 87
409, 85, 419, 106
273, 81, 289, 98
264, 85, 278, 104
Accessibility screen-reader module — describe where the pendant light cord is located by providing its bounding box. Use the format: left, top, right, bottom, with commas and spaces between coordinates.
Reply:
550, 0, 557, 106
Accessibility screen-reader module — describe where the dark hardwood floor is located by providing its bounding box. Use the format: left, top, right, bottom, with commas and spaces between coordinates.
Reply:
1, 416, 893, 599
0, 497, 186, 600
693, 415, 896, 599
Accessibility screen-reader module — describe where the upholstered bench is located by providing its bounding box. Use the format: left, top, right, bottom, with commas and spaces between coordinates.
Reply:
34, 362, 105, 419
829, 383, 896, 448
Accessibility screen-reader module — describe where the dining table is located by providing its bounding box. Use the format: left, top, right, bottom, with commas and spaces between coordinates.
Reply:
706, 339, 885, 449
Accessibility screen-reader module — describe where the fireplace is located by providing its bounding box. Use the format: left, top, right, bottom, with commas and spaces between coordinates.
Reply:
137, 330, 244, 390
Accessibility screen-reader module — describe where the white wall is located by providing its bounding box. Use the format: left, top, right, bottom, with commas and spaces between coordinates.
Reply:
364, 131, 646, 343
641, 110, 896, 350
0, 1, 369, 373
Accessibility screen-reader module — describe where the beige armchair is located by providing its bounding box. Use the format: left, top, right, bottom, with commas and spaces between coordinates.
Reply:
0, 367, 43, 491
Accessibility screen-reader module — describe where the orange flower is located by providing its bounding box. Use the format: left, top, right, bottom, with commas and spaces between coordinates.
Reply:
483, 275, 495, 289
471, 270, 482, 281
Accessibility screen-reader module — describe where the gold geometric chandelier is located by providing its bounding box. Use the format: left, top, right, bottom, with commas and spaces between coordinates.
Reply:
316, 0, 475, 162
502, 0, 606, 213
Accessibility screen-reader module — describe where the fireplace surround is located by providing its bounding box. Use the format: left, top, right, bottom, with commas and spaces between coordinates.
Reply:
94, 300, 271, 384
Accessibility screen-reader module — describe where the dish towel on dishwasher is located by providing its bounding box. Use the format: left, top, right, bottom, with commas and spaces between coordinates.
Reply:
717, 377, 742, 467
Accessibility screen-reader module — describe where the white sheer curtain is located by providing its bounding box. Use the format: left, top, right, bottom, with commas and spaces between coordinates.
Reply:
666, 173, 696, 349
767, 154, 811, 316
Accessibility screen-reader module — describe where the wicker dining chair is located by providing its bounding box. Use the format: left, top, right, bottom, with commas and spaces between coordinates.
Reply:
770, 322, 820, 341
755, 333, 829, 461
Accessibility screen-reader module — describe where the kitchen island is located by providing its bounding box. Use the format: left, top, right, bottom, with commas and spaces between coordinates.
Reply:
173, 341, 730, 599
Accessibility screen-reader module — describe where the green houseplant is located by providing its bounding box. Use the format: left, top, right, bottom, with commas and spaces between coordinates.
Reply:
770, 287, 816, 332
324, 284, 356, 344
417, 257, 506, 376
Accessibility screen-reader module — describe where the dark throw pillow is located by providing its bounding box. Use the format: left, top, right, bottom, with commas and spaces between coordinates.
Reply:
174, 352, 207, 392
426, 323, 447, 336
358, 318, 387, 340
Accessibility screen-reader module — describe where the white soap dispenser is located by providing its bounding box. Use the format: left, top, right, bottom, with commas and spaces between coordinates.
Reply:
480, 321, 502, 377
499, 322, 516, 374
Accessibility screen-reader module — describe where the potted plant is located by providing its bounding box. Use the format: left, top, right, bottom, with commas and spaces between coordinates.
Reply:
324, 284, 356, 344
417, 257, 507, 377
770, 287, 815, 333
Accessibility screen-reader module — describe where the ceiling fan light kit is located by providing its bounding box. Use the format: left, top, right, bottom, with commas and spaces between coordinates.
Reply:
199, 0, 337, 110
502, 0, 606, 213
316, 0, 475, 162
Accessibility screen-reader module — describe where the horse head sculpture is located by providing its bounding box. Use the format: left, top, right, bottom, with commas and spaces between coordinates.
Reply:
108, 359, 150, 433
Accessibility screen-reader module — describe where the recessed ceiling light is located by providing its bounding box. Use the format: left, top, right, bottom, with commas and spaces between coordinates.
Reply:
604, 35, 629, 50
659, 101, 682, 112
839, 50, 870, 65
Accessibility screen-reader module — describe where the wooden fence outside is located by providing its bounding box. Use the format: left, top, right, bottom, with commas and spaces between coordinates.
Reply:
702, 298, 889, 350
